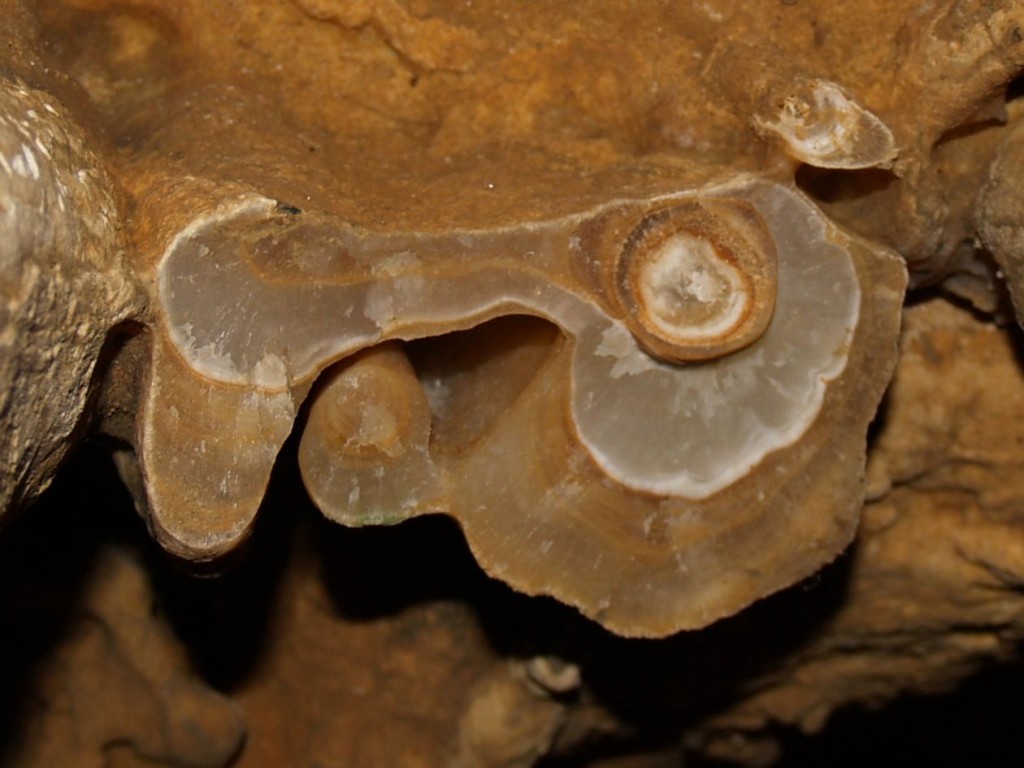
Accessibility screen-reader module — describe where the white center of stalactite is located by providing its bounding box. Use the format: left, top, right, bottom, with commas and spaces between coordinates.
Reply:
637, 233, 748, 342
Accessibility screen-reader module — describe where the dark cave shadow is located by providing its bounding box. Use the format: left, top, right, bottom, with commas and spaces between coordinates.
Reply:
766, 651, 1024, 768
0, 434, 303, 759
553, 552, 855, 761
148, 438, 305, 691
0, 443, 148, 764
11, 443, 1024, 768
314, 491, 856, 761
795, 165, 896, 208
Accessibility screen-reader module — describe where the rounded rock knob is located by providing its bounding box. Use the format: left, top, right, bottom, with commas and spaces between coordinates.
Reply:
615, 198, 778, 363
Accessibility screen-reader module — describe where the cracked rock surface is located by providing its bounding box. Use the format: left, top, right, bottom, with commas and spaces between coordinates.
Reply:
3, 0, 1024, 766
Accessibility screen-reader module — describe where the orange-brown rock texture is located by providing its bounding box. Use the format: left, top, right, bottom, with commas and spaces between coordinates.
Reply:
2, 0, 1024, 765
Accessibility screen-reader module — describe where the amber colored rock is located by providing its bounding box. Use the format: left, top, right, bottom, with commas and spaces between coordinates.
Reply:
1, 543, 244, 767
3, 0, 1024, 765
3, 0, 913, 635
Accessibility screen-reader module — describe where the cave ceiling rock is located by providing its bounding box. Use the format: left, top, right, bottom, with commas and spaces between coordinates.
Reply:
0, 0, 926, 638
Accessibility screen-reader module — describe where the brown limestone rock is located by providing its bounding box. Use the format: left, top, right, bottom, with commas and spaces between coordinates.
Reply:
0, 74, 139, 519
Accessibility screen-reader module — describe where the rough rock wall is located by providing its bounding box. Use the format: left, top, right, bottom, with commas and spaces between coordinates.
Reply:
3, 0, 1024, 766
